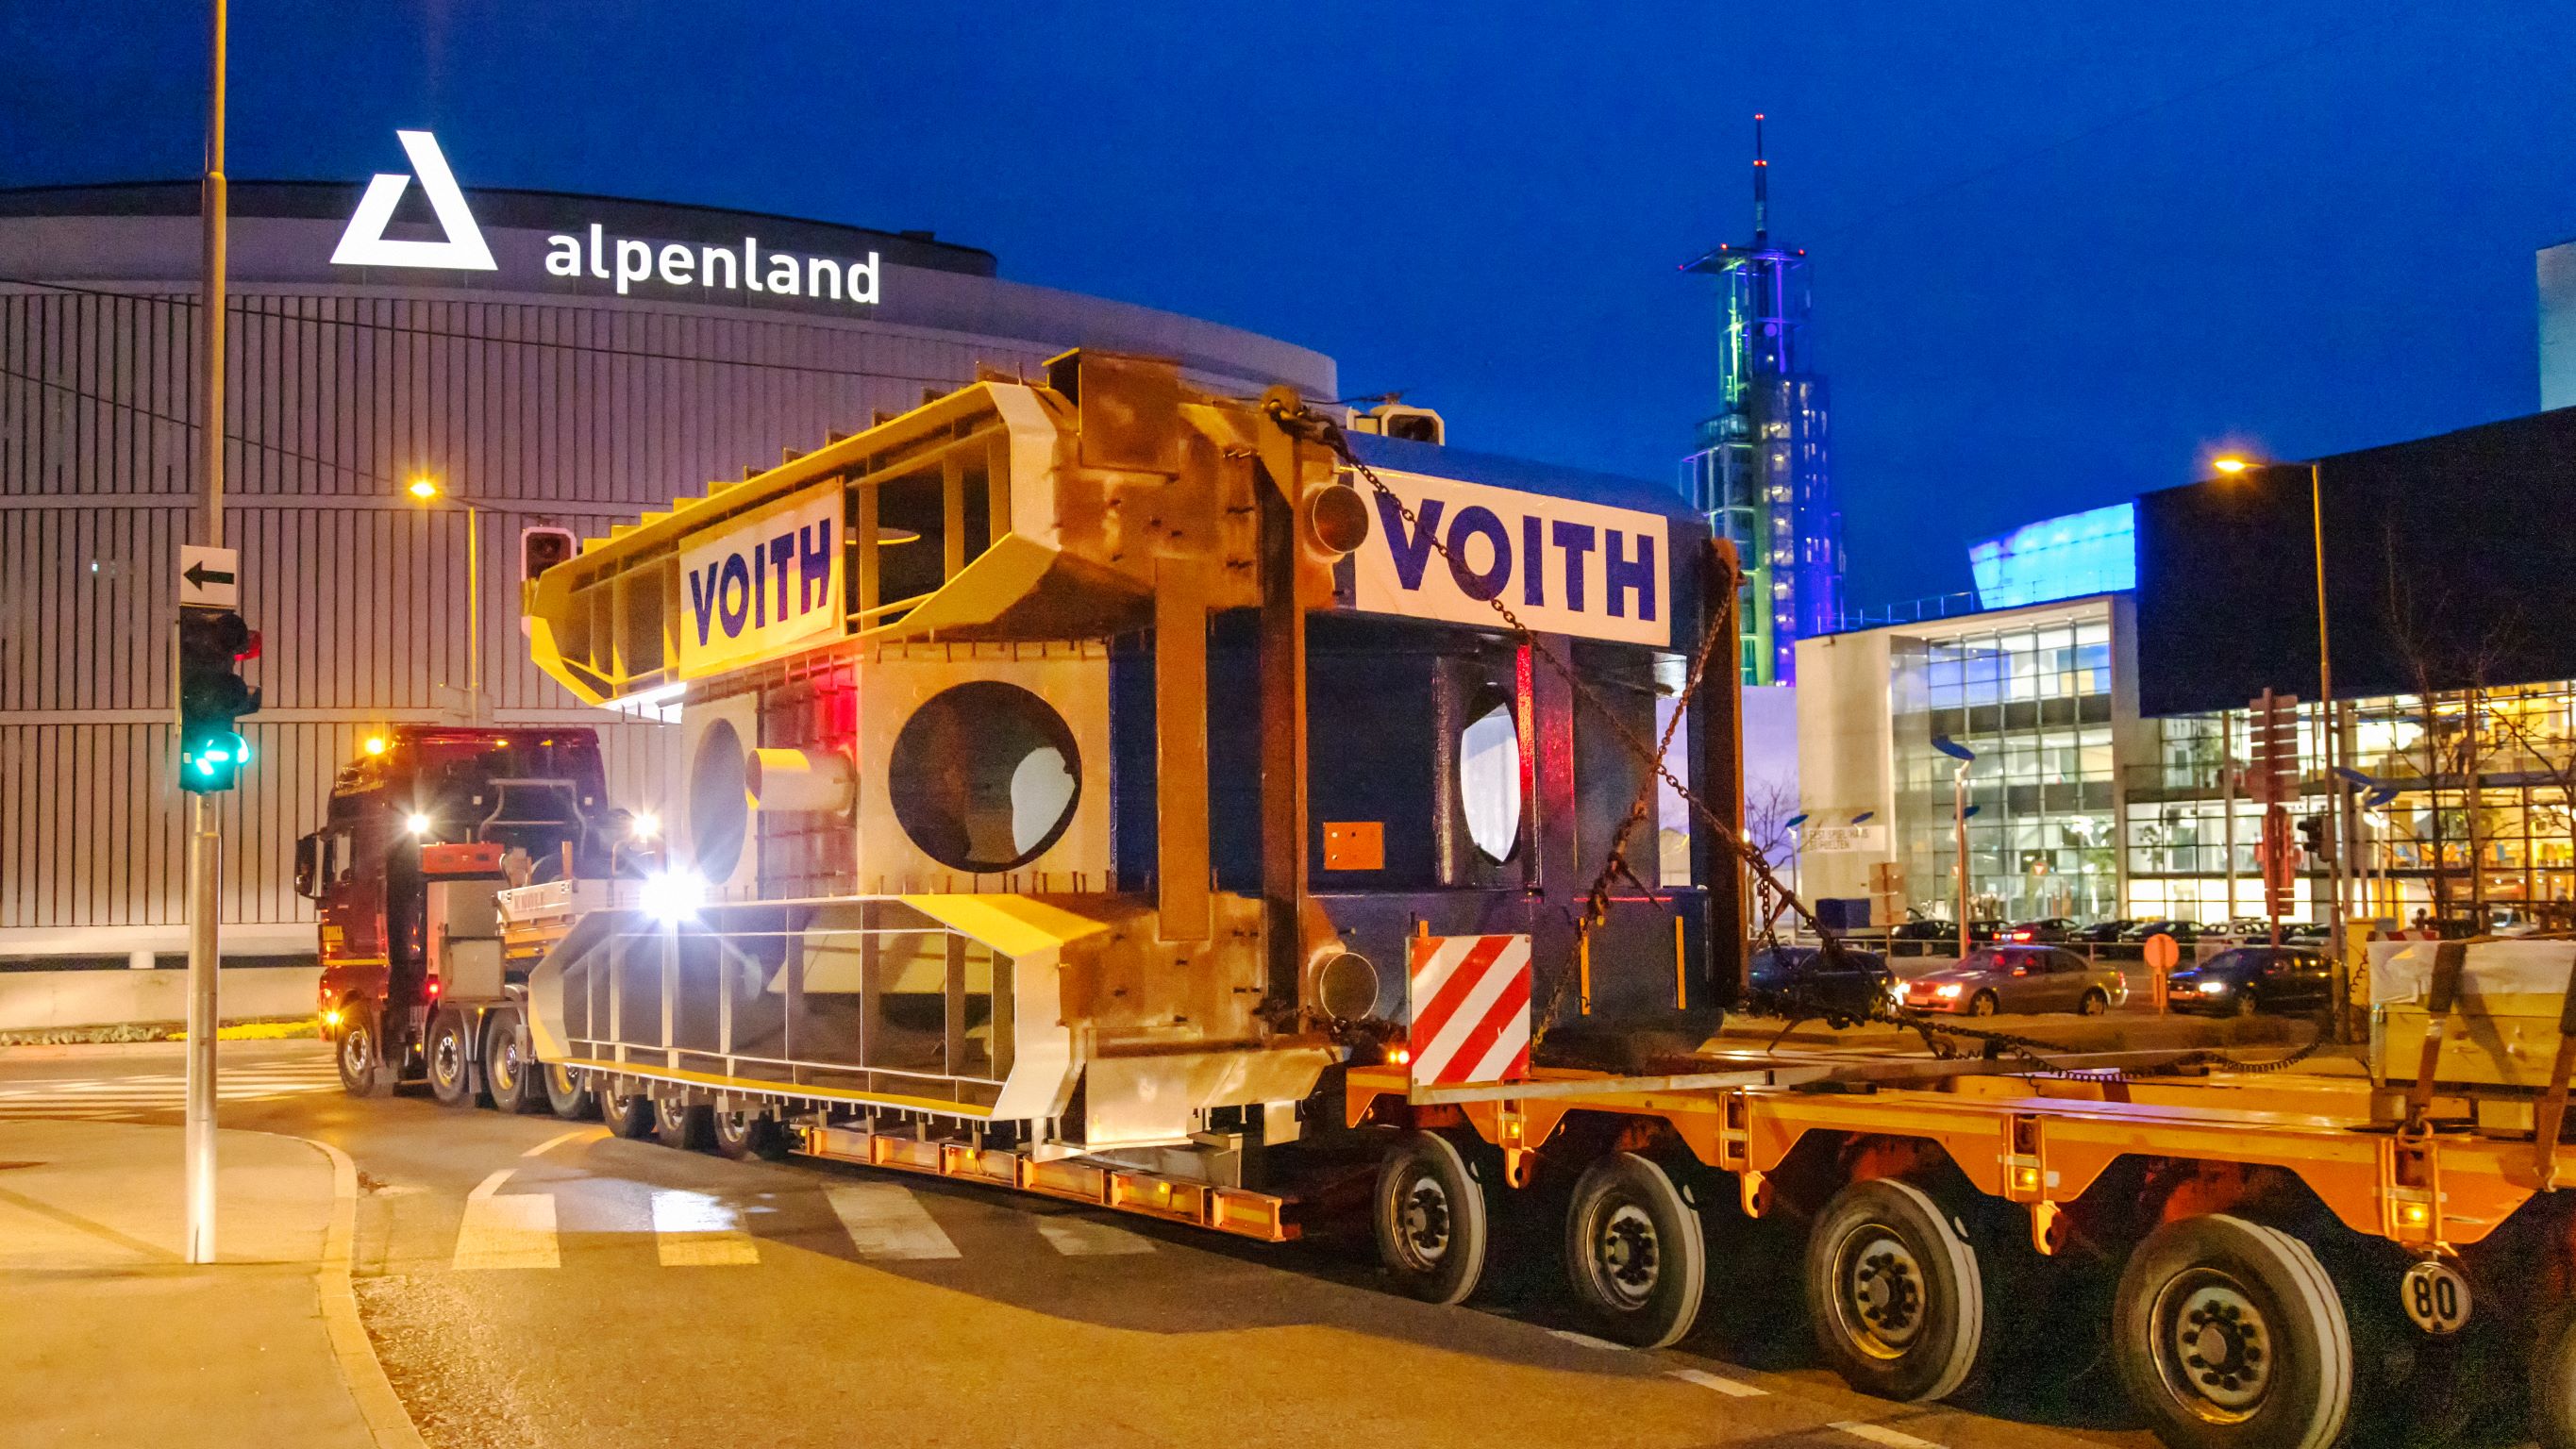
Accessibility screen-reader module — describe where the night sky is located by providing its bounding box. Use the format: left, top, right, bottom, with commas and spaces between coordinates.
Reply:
7, 1, 2572, 607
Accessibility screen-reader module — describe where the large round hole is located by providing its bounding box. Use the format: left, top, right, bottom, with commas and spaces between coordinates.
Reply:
1458, 702, 1522, 862
688, 718, 749, 881
888, 681, 1082, 874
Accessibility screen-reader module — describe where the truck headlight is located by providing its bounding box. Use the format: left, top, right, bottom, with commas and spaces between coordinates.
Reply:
640, 869, 706, 924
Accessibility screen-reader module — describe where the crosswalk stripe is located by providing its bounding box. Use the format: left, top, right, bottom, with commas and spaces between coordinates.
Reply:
1035, 1215, 1155, 1257
1832, 1423, 1944, 1449
828, 1184, 961, 1261
1546, 1328, 1630, 1352
651, 1190, 760, 1266
1667, 1368, 1767, 1397
452, 1169, 560, 1271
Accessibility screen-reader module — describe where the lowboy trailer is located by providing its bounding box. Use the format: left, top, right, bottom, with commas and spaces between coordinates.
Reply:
355, 350, 2576, 1449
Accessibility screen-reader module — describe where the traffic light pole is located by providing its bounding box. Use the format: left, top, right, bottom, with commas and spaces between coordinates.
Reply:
187, 0, 228, 1266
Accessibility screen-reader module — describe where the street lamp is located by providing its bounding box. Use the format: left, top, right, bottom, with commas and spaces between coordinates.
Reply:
2211, 452, 2345, 969
404, 475, 482, 720
1932, 735, 1978, 956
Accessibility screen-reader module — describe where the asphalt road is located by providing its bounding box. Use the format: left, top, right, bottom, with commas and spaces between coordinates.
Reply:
0, 1040, 2179, 1449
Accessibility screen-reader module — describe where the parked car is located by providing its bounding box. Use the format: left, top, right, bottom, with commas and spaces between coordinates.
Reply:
1897, 944, 2128, 1017
2166, 946, 2333, 1017
1748, 942, 1896, 1024
2002, 917, 2077, 944
2076, 918, 2134, 944
1889, 914, 1999, 949
2120, 919, 2203, 946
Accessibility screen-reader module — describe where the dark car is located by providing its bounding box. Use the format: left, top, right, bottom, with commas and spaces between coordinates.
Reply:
2077, 919, 2134, 944
2002, 917, 2076, 945
1748, 942, 1895, 1024
2166, 946, 2333, 1017
1898, 945, 2128, 1016
2120, 919, 2203, 944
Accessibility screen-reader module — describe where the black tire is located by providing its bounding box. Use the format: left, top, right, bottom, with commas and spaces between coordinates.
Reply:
599, 1080, 655, 1140
425, 1008, 479, 1108
543, 1061, 595, 1121
481, 1008, 539, 1114
1373, 1131, 1490, 1306
1803, 1177, 1988, 1402
2533, 1304, 2576, 1449
2081, 989, 2111, 1017
1563, 1152, 1707, 1348
1968, 991, 1999, 1018
709, 1104, 785, 1160
2234, 991, 2262, 1020
654, 1091, 711, 1150
335, 1001, 399, 1097
2113, 1213, 2352, 1449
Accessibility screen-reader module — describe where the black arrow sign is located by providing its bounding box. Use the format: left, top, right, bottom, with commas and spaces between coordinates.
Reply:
183, 561, 235, 590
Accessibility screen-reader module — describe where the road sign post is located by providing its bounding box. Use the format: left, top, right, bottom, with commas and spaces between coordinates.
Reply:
187, 0, 229, 1267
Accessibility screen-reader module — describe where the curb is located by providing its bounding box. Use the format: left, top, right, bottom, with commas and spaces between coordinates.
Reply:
304, 1137, 431, 1449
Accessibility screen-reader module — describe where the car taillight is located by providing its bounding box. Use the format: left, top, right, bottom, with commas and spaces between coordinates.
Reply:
2010, 930, 2032, 942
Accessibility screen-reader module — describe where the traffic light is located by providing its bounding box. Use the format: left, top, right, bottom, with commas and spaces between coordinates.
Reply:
177, 608, 260, 791
2296, 813, 2332, 863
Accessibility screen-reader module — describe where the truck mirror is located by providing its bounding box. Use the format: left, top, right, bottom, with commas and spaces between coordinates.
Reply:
293, 832, 320, 900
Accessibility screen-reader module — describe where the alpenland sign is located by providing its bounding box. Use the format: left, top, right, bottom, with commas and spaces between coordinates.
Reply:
331, 129, 883, 308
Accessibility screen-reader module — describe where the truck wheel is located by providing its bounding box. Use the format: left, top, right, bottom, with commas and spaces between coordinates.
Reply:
1563, 1152, 1707, 1348
1804, 1177, 1988, 1402
710, 1106, 784, 1160
2533, 1305, 2576, 1449
599, 1082, 654, 1140
543, 1063, 595, 1121
654, 1091, 711, 1150
2113, 1213, 2351, 1449
482, 1008, 539, 1114
335, 1002, 399, 1097
1373, 1131, 1490, 1306
425, 1008, 480, 1108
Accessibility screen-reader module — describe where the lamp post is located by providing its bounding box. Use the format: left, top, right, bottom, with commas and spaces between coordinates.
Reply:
1932, 735, 1978, 958
405, 477, 480, 719
2214, 453, 2345, 969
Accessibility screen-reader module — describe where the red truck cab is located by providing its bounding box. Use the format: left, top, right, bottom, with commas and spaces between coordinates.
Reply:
296, 725, 624, 1097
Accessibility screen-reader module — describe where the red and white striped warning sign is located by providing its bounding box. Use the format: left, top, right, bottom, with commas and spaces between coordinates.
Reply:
1408, 934, 1532, 1086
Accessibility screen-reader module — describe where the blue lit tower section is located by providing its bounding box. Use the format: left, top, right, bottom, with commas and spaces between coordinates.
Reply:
1680, 114, 1843, 684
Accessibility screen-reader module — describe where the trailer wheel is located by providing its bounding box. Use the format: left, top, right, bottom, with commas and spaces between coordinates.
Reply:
710, 1106, 784, 1161
1374, 1131, 1490, 1306
2531, 1305, 2576, 1449
654, 1091, 711, 1150
1563, 1152, 1707, 1348
425, 1008, 479, 1108
335, 1002, 398, 1097
2113, 1213, 2351, 1449
1804, 1178, 1988, 1402
599, 1083, 654, 1140
542, 1063, 595, 1121
481, 1008, 539, 1114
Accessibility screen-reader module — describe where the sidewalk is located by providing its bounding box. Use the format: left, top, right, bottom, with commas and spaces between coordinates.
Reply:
0, 1120, 418, 1448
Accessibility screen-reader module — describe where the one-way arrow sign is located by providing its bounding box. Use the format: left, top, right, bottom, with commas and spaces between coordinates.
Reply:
178, 544, 240, 608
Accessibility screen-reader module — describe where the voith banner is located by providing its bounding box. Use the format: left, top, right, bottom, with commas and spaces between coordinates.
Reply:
1352, 468, 1670, 648
677, 490, 844, 677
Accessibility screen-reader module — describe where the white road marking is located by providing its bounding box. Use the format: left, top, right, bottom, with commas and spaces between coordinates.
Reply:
828, 1184, 961, 1260
1546, 1328, 1631, 1352
1035, 1215, 1155, 1256
651, 1190, 760, 1266
522, 1127, 602, 1158
451, 1168, 560, 1271
1832, 1422, 1945, 1449
0, 1061, 341, 1120
1667, 1367, 1767, 1397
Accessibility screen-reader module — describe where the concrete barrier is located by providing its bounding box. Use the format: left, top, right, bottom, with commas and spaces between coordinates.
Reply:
0, 966, 320, 1033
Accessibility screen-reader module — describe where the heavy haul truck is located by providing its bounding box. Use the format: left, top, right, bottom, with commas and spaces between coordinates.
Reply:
318, 350, 2576, 1449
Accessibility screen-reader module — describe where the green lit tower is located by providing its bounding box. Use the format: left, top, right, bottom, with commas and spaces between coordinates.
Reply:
1680, 114, 1843, 684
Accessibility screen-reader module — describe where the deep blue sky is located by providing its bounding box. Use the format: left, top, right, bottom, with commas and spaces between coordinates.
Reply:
7, 1, 2573, 605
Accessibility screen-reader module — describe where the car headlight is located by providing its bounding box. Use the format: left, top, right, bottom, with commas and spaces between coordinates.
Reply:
1933, 983, 1963, 998
2197, 980, 2231, 995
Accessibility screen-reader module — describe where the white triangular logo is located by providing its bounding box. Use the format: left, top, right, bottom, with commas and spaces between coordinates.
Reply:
330, 130, 497, 271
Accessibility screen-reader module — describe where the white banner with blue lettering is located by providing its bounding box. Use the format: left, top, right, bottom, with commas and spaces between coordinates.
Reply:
1352, 467, 1670, 647
677, 487, 844, 677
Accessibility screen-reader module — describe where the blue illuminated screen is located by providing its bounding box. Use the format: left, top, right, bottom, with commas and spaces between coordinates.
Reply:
1968, 503, 2135, 608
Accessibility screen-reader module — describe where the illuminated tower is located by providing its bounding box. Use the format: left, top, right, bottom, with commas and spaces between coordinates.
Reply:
1680, 114, 1843, 684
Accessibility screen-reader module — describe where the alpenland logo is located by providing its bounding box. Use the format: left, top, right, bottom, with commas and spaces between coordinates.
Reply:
330, 129, 883, 308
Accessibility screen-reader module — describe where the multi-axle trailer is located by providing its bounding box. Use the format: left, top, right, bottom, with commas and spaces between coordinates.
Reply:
323, 351, 2576, 1449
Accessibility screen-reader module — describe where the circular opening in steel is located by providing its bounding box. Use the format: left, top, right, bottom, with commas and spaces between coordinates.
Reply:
1305, 481, 1372, 556
888, 681, 1081, 874
1314, 951, 1381, 1021
687, 718, 749, 881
